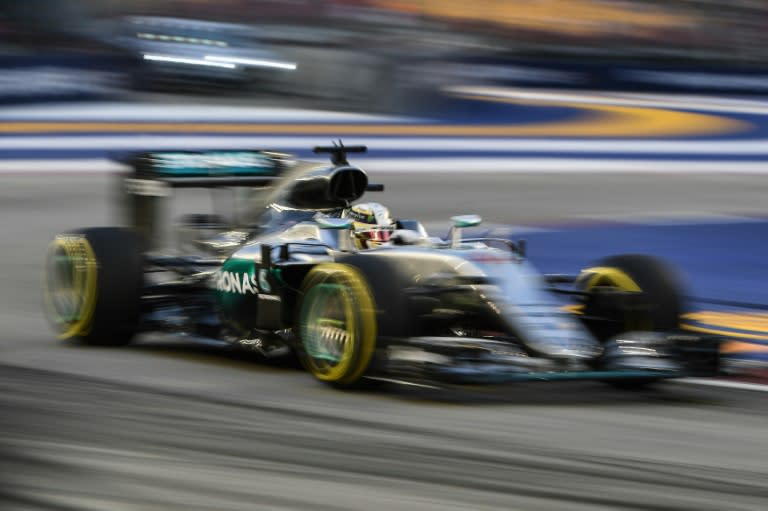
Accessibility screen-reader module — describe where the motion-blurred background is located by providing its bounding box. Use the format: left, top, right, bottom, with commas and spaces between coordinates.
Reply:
2, 4, 768, 511
2, 0, 768, 110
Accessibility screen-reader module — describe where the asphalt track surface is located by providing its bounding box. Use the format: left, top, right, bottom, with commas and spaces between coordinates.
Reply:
2, 172, 768, 511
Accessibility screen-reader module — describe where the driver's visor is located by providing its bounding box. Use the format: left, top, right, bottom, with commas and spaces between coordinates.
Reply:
368, 228, 392, 242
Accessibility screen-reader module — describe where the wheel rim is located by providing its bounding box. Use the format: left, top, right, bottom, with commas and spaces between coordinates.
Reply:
44, 236, 98, 339
299, 264, 376, 384
300, 283, 357, 380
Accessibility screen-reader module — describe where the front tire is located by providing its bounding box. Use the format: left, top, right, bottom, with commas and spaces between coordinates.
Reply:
44, 227, 143, 346
576, 254, 684, 338
297, 263, 377, 387
575, 254, 685, 389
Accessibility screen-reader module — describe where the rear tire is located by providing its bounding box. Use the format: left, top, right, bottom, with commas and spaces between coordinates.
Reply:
44, 227, 143, 346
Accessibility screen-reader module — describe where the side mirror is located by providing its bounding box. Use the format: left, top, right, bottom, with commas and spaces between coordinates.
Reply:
449, 214, 482, 248
316, 217, 353, 230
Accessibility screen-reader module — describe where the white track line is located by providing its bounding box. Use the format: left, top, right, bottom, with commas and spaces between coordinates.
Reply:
0, 103, 417, 122
362, 158, 768, 173
2, 158, 768, 174
6, 136, 768, 154
678, 378, 768, 392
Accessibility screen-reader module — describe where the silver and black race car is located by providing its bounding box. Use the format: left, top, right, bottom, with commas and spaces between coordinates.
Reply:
44, 144, 721, 389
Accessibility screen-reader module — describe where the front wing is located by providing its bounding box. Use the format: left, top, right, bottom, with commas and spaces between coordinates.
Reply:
380, 333, 722, 385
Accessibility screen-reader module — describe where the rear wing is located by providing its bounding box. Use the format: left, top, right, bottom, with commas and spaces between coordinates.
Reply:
120, 150, 292, 247
119, 146, 384, 248
125, 150, 290, 191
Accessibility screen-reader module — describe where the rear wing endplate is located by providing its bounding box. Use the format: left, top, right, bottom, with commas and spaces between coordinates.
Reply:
119, 150, 290, 247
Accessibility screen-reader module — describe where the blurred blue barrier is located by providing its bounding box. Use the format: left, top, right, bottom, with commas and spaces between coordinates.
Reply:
0, 54, 133, 104
406, 56, 768, 95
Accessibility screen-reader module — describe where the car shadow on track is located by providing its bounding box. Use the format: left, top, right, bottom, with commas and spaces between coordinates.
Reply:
373, 380, 721, 407
124, 339, 303, 370
118, 339, 725, 407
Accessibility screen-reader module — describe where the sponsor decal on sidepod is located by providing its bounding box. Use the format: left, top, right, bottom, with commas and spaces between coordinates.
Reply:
214, 270, 259, 295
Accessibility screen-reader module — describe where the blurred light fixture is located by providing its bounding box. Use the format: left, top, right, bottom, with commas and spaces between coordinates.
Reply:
138, 33, 228, 47
143, 54, 237, 69
204, 56, 297, 70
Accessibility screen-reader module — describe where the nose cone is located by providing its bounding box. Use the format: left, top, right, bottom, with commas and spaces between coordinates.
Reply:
509, 304, 603, 360
473, 258, 602, 360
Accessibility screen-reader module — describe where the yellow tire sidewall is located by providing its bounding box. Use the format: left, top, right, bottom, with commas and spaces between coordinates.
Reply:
44, 235, 98, 340
579, 266, 641, 293
299, 263, 377, 385
578, 266, 652, 330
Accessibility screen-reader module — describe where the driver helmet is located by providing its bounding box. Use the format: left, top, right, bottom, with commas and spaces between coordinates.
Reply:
343, 202, 395, 249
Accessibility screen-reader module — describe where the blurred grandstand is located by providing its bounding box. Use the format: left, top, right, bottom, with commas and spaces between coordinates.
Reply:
2, 0, 763, 63
1, 1, 768, 107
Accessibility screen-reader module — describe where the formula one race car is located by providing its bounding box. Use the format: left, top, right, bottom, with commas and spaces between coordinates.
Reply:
44, 144, 721, 388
